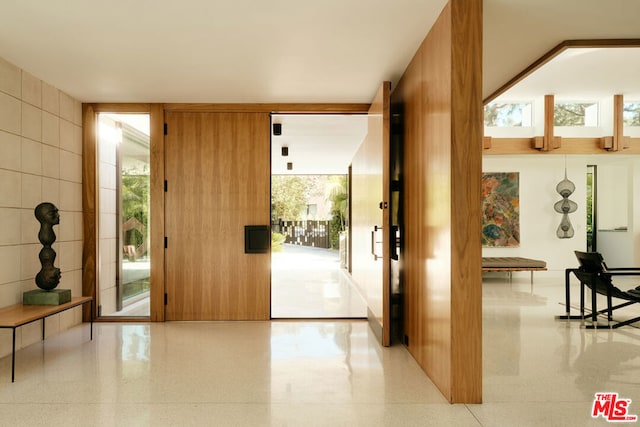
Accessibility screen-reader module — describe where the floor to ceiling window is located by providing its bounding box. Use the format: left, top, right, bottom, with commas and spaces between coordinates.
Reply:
97, 113, 151, 317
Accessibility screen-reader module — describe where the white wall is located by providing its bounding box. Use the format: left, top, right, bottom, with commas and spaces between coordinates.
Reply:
0, 56, 83, 359
483, 154, 640, 275
483, 155, 587, 275
596, 156, 640, 267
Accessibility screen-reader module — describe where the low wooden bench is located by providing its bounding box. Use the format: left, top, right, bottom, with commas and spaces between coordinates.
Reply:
482, 257, 547, 292
0, 296, 93, 382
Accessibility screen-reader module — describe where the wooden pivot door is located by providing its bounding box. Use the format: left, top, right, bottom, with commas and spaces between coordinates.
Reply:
351, 82, 391, 346
164, 112, 271, 320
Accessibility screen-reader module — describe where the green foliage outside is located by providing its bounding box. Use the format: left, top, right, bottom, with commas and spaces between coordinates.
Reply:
122, 168, 150, 250
624, 103, 640, 126
326, 176, 347, 249
271, 174, 348, 250
554, 102, 595, 126
121, 169, 150, 298
271, 176, 312, 221
484, 103, 527, 127
272, 232, 285, 252
123, 278, 150, 299
486, 101, 640, 128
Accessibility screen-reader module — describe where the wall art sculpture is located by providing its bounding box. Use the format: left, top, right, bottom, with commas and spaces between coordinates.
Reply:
554, 169, 577, 239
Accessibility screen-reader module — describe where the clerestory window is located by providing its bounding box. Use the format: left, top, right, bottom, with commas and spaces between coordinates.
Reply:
554, 102, 598, 127
484, 102, 532, 127
623, 102, 640, 126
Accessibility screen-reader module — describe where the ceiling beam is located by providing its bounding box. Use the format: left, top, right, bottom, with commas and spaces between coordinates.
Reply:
162, 103, 370, 113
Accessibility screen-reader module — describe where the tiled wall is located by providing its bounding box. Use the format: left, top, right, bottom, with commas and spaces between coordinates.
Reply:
98, 116, 118, 315
0, 56, 83, 358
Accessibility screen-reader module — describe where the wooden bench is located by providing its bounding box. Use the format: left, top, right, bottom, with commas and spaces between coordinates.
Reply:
482, 257, 547, 292
0, 296, 93, 382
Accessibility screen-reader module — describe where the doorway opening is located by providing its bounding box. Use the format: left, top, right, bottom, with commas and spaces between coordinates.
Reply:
270, 114, 367, 318
97, 113, 151, 317
587, 164, 597, 252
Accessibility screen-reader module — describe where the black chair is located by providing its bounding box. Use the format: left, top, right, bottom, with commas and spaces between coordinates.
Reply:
573, 251, 640, 328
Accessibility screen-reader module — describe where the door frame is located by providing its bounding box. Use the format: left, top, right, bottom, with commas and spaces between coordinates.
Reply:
269, 113, 367, 319
82, 103, 368, 322
81, 103, 164, 321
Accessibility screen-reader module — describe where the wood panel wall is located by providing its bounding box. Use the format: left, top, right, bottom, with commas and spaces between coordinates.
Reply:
391, 0, 482, 403
149, 104, 165, 321
81, 104, 97, 321
351, 110, 383, 331
164, 112, 271, 320
350, 83, 390, 345
450, 0, 483, 403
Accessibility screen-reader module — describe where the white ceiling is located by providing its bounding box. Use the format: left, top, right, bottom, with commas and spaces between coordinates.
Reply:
490, 47, 640, 102
0, 0, 448, 103
483, 0, 640, 102
271, 114, 368, 175
0, 1, 638, 103
1, 1, 639, 174
0, 1, 637, 104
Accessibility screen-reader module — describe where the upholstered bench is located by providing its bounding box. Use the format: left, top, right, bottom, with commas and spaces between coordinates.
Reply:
482, 257, 547, 291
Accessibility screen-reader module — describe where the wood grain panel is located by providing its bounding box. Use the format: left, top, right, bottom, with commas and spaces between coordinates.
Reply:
164, 112, 270, 320
391, 0, 482, 403
543, 94, 555, 151
418, 4, 453, 398
351, 82, 391, 346
483, 137, 541, 154
92, 104, 152, 113
450, 0, 482, 403
82, 104, 97, 321
351, 105, 383, 341
393, 39, 423, 378
0, 297, 92, 326
149, 104, 165, 322
378, 83, 391, 347
613, 94, 624, 151
484, 137, 640, 155
164, 103, 369, 113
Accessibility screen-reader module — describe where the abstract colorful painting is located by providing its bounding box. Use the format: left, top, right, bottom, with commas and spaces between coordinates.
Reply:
482, 172, 520, 247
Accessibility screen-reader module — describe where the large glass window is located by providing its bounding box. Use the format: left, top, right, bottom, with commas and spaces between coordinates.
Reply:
98, 113, 151, 317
